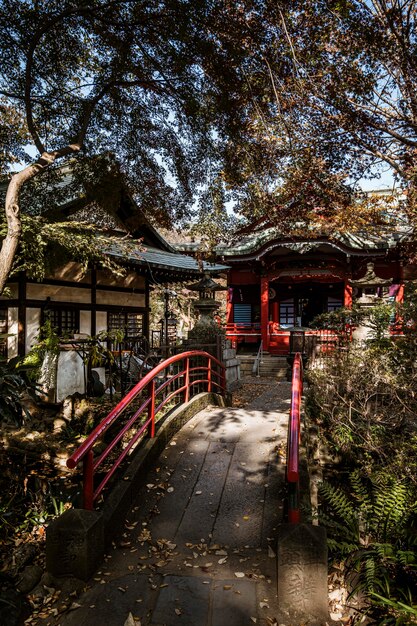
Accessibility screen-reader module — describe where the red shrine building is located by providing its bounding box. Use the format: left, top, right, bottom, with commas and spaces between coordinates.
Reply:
214, 217, 414, 354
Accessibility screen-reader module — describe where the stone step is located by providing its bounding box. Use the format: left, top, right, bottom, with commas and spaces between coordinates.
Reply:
238, 355, 288, 378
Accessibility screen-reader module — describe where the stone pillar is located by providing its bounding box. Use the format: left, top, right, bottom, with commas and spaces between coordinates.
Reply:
260, 276, 269, 350
222, 340, 241, 390
277, 524, 328, 624
46, 509, 104, 581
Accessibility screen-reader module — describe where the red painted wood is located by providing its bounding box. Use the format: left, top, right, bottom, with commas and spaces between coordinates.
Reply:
147, 380, 156, 438
208, 359, 212, 392
83, 450, 94, 511
184, 358, 190, 403
287, 353, 303, 524
260, 276, 269, 350
344, 280, 353, 307
67, 351, 226, 509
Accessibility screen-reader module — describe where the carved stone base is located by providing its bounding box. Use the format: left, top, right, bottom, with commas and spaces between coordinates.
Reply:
46, 509, 104, 581
277, 523, 328, 624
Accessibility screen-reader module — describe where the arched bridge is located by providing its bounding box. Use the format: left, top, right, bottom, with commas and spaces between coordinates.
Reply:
45, 351, 328, 626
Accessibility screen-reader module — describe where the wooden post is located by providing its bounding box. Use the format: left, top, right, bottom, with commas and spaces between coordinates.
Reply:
344, 280, 352, 308
184, 357, 190, 403
261, 276, 269, 350
83, 450, 94, 511
226, 287, 233, 324
147, 380, 156, 438
208, 358, 212, 392
17, 272, 26, 357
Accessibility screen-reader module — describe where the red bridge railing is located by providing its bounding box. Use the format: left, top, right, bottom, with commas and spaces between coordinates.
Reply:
67, 351, 225, 510
287, 352, 303, 523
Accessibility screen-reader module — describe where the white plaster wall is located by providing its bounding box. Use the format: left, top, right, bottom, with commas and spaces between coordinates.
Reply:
26, 308, 41, 353
79, 310, 91, 335
96, 311, 107, 334
96, 269, 145, 289
96, 290, 145, 307
26, 283, 91, 304
7, 307, 18, 359
47, 262, 91, 284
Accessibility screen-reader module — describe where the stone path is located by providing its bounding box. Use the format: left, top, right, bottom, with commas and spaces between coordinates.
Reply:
52, 381, 292, 626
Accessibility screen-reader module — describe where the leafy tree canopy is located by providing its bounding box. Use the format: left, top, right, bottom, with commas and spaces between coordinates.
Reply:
0, 0, 271, 291
222, 1, 417, 227
2, 0, 417, 291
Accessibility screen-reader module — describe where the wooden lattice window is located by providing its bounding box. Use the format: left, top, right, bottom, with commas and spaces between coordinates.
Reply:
45, 308, 79, 337
279, 299, 295, 327
327, 297, 343, 312
108, 312, 143, 338
233, 304, 252, 325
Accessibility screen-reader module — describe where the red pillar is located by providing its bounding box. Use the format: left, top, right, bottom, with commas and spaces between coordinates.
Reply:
344, 280, 352, 308
226, 287, 233, 323
396, 265, 405, 304
261, 276, 269, 350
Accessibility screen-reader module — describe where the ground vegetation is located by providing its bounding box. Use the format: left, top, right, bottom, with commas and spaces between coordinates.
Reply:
307, 299, 417, 623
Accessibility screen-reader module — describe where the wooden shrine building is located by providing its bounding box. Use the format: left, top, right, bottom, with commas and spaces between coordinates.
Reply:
0, 166, 227, 360
213, 218, 415, 354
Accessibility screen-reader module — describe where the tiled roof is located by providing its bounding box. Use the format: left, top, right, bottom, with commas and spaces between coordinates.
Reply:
214, 224, 412, 259
102, 237, 229, 275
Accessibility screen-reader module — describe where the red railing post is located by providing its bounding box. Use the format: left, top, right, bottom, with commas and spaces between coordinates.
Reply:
287, 352, 302, 524
83, 450, 94, 511
184, 357, 190, 403
67, 350, 227, 509
147, 380, 156, 438
208, 358, 212, 392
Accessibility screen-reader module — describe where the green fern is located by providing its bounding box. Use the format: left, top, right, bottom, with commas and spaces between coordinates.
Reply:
319, 471, 417, 607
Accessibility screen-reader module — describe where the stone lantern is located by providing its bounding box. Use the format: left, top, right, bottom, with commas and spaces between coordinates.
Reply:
186, 273, 226, 350
349, 262, 392, 341
349, 262, 392, 308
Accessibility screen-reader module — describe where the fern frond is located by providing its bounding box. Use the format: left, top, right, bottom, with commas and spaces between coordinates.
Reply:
319, 481, 357, 522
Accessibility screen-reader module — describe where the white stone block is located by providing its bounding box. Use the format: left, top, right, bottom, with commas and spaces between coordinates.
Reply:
56, 350, 86, 402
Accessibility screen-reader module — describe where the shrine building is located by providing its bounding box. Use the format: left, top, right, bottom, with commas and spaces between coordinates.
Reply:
213, 217, 415, 354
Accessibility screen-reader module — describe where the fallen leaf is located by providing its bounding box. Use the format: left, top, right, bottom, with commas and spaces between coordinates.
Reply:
268, 545, 276, 558
234, 572, 245, 578
218, 557, 228, 564
250, 619, 257, 624
124, 613, 140, 626
223, 585, 232, 590
68, 602, 82, 611
260, 601, 269, 609
174, 608, 182, 615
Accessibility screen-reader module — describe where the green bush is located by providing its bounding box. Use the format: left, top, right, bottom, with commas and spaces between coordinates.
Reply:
0, 357, 37, 425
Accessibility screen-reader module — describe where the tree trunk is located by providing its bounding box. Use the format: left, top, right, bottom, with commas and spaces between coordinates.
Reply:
0, 147, 81, 295
0, 163, 40, 294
